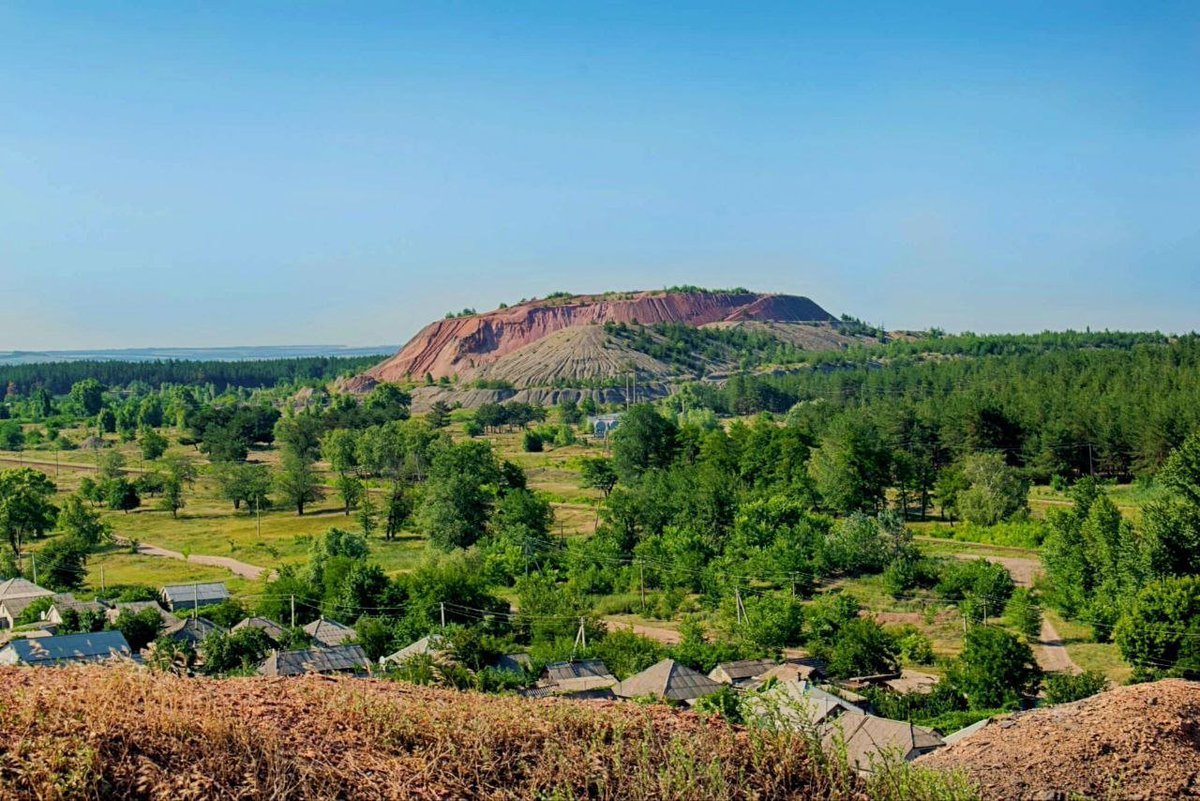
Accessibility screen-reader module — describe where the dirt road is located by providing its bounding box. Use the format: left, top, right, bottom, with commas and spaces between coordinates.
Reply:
115, 538, 270, 581
951, 551, 1079, 674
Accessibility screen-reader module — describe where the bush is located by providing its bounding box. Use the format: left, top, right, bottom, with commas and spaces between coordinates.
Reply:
889, 625, 935, 665
1043, 670, 1108, 704
522, 430, 543, 453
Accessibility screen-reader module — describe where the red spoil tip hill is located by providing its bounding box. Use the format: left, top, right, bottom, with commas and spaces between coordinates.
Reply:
361, 290, 834, 385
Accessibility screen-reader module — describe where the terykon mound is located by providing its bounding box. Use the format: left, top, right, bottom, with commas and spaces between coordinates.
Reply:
0, 666, 869, 801
918, 679, 1200, 800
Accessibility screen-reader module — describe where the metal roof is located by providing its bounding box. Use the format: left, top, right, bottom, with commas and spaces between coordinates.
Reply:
0, 631, 132, 666
303, 618, 355, 646
0, 578, 54, 601
381, 634, 445, 666
823, 712, 944, 773
164, 617, 223, 645
612, 659, 725, 702
258, 645, 370, 677
232, 617, 287, 641
160, 583, 229, 603
709, 658, 777, 684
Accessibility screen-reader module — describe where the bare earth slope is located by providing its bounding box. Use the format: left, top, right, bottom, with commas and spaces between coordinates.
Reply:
919, 679, 1200, 800
359, 290, 835, 386
0, 666, 846, 801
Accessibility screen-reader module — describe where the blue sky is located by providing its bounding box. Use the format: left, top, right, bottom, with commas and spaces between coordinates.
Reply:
1, 2, 1197, 348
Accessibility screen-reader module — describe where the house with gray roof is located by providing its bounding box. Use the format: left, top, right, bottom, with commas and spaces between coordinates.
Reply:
708, 658, 777, 687
163, 617, 223, 647
745, 680, 863, 731
612, 659, 724, 704
537, 659, 617, 695
159, 582, 229, 612
0, 630, 132, 667
232, 616, 287, 642
822, 712, 944, 774
380, 633, 446, 668
0, 578, 54, 629
43, 596, 109, 626
258, 644, 370, 677
303, 617, 355, 647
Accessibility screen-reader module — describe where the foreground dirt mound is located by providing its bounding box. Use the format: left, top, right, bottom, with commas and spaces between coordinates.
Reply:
918, 679, 1200, 800
0, 666, 855, 801
358, 289, 835, 386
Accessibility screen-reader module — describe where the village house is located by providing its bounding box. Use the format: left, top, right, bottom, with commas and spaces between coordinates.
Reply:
744, 679, 863, 729
258, 645, 371, 677
303, 617, 356, 647
163, 617, 223, 647
523, 659, 617, 699
612, 659, 724, 704
159, 582, 230, 612
104, 600, 177, 629
0, 578, 54, 629
0, 630, 133, 667
708, 658, 778, 688
822, 712, 944, 773
232, 616, 287, 643
380, 634, 446, 668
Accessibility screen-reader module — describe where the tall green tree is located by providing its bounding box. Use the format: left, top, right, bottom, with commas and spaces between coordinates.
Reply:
610, 405, 679, 483
807, 416, 891, 514
418, 441, 503, 550
275, 448, 326, 516
0, 468, 58, 555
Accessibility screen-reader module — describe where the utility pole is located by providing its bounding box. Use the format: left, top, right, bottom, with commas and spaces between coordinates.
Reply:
639, 560, 646, 613
290, 594, 296, 628
192, 583, 198, 621
31, 554, 36, 586
100, 566, 105, 593
1088, 444, 1095, 477
255, 494, 261, 538
734, 586, 745, 625
440, 602, 446, 628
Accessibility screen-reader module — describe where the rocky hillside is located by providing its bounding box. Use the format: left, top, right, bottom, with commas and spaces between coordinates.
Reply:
348, 289, 858, 407
0, 666, 897, 801
917, 679, 1200, 800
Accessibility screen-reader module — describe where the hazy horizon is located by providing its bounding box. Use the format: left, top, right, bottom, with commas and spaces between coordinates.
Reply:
2, 3, 1197, 349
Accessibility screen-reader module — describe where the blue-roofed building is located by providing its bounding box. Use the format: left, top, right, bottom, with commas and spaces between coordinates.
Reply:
0, 631, 133, 667
160, 582, 229, 612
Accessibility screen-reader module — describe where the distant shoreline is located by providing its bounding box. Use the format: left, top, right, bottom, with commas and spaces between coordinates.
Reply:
0, 345, 397, 366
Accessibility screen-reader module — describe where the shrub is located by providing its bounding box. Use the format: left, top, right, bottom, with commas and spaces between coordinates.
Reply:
1043, 670, 1108, 704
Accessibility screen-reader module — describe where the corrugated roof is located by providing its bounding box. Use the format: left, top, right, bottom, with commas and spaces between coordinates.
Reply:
160, 583, 229, 604
0, 578, 54, 601
537, 659, 617, 694
613, 659, 725, 702
258, 645, 370, 677
0, 631, 132, 665
491, 653, 531, 674
303, 618, 355, 646
232, 617, 287, 641
942, 716, 994, 746
823, 712, 944, 773
381, 634, 445, 666
745, 680, 862, 730
164, 617, 223, 645
709, 658, 777, 684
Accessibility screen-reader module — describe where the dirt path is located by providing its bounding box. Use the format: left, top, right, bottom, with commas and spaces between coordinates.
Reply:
115, 538, 270, 581
603, 618, 681, 644
951, 551, 1079, 674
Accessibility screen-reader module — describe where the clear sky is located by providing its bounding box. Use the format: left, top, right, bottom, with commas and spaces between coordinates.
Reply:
1, 2, 1197, 349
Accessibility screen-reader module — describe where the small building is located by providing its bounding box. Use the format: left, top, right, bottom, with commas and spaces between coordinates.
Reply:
380, 634, 446, 668
0, 578, 55, 629
42, 595, 109, 626
163, 617, 223, 647
708, 658, 778, 688
612, 659, 724, 704
532, 659, 617, 696
232, 616, 287, 643
746, 657, 827, 689
822, 712, 944, 773
159, 583, 230, 612
303, 617, 356, 647
745, 680, 863, 730
587, 413, 623, 439
0, 630, 133, 667
258, 645, 371, 677
882, 670, 939, 695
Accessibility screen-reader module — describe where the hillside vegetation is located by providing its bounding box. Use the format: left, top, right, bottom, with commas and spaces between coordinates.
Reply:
0, 666, 970, 801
